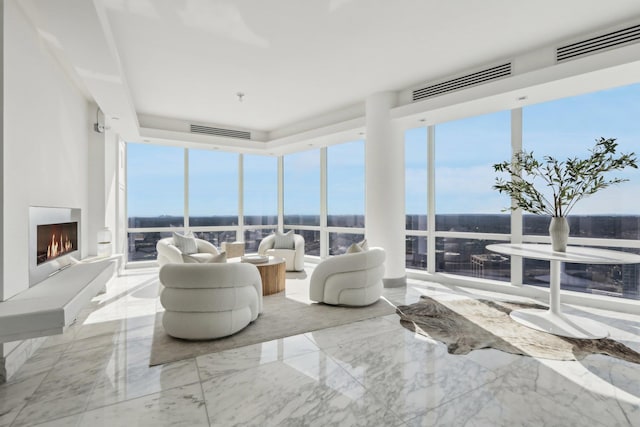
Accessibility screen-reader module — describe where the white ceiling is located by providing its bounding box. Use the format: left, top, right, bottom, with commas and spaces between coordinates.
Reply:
19, 0, 640, 142
99, 0, 640, 132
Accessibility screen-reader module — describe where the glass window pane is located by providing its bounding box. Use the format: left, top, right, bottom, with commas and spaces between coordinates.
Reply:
284, 150, 320, 226
327, 141, 365, 228
192, 230, 237, 249
523, 84, 640, 238
189, 149, 238, 227
244, 155, 278, 226
435, 237, 510, 281
523, 246, 640, 300
127, 231, 176, 262
244, 228, 277, 253
435, 111, 511, 233
406, 236, 427, 270
405, 128, 427, 231
127, 143, 184, 228
285, 229, 320, 256
329, 233, 364, 255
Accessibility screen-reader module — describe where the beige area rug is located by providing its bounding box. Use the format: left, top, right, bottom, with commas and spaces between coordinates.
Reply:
150, 293, 396, 366
397, 296, 640, 363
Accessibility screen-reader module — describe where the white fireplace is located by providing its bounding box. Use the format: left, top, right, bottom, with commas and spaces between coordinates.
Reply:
29, 206, 81, 286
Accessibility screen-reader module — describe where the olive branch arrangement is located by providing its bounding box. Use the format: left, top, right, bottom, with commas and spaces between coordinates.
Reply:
492, 138, 637, 217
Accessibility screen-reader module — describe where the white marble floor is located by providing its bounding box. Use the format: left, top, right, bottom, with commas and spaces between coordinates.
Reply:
1, 266, 639, 427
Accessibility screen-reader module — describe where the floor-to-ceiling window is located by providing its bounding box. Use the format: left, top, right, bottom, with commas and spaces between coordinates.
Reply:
401, 83, 640, 300
283, 149, 321, 255
124, 84, 640, 301
522, 84, 640, 299
327, 141, 365, 255
434, 111, 512, 281
405, 127, 428, 270
126, 143, 184, 262
188, 149, 239, 246
243, 154, 278, 252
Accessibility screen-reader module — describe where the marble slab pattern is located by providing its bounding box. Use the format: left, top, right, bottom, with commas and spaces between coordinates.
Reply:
77, 383, 208, 427
201, 350, 403, 426
324, 328, 500, 421
196, 334, 320, 381
86, 358, 200, 410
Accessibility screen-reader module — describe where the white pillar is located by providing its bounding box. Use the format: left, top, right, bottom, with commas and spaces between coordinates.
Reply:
365, 92, 406, 287
510, 109, 523, 285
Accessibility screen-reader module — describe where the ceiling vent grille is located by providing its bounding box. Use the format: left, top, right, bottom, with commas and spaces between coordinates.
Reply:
412, 63, 511, 101
190, 124, 251, 139
557, 24, 640, 62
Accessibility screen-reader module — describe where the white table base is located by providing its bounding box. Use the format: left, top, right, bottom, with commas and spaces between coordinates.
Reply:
510, 259, 608, 339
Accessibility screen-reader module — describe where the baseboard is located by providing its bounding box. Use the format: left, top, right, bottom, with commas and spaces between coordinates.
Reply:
383, 275, 407, 288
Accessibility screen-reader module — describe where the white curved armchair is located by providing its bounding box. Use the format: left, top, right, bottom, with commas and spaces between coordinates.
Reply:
258, 233, 305, 271
156, 237, 220, 266
309, 247, 386, 306
159, 262, 263, 340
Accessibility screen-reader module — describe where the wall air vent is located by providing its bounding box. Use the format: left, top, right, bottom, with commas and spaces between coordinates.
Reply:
412, 63, 511, 102
190, 124, 251, 140
557, 24, 640, 62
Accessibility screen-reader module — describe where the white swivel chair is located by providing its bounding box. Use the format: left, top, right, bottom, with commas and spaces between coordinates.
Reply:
258, 232, 305, 271
156, 236, 221, 266
159, 262, 263, 340
309, 247, 385, 306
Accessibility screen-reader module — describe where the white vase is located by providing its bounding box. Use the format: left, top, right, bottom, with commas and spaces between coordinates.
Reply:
549, 217, 569, 252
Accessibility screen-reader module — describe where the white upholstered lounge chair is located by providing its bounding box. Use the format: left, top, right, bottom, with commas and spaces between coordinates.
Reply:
309, 247, 385, 306
258, 232, 305, 272
159, 262, 263, 340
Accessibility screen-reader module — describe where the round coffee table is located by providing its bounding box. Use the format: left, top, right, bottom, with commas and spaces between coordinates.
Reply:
242, 256, 286, 296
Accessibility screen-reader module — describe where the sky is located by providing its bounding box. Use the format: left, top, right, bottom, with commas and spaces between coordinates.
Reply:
128, 83, 640, 218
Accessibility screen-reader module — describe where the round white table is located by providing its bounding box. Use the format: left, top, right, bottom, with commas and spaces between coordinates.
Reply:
486, 243, 640, 339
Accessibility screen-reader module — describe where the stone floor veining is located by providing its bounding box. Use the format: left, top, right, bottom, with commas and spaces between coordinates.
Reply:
1, 266, 639, 426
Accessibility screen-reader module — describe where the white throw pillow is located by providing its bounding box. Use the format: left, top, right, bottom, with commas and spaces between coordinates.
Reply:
358, 239, 369, 251
173, 231, 198, 255
346, 243, 364, 254
274, 230, 295, 249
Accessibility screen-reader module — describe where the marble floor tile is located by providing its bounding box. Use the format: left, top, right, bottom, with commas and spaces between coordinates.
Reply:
325, 328, 500, 421
85, 357, 200, 410
9, 349, 63, 383
0, 372, 47, 427
196, 334, 320, 381
77, 383, 208, 427
31, 414, 82, 427
10, 344, 119, 426
483, 355, 640, 426
65, 315, 156, 354
201, 351, 403, 426
406, 354, 637, 427
305, 315, 403, 350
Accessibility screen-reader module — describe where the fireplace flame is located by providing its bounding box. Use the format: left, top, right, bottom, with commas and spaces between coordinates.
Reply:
47, 233, 73, 260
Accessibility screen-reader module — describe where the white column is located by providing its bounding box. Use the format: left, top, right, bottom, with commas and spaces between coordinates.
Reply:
320, 147, 328, 258
237, 154, 244, 241
277, 156, 284, 233
427, 126, 436, 274
510, 108, 523, 285
365, 92, 406, 287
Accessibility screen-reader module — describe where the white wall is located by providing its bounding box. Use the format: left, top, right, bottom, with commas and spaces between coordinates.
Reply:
2, 0, 90, 304
87, 121, 119, 257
